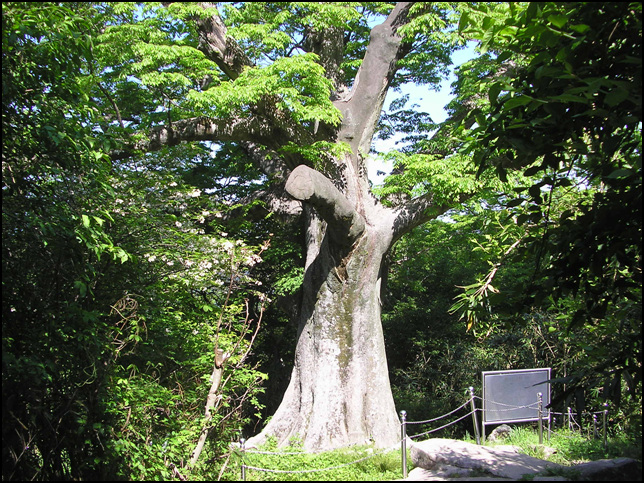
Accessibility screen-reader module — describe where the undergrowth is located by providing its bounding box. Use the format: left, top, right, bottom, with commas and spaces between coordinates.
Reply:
466, 425, 642, 466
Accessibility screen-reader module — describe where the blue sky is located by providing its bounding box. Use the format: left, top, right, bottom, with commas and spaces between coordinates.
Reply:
368, 43, 478, 184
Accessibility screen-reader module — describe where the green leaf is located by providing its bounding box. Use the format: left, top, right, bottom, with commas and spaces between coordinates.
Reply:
604, 87, 629, 107
458, 10, 470, 31
506, 197, 525, 207
547, 13, 568, 29
489, 82, 503, 105
524, 165, 542, 177
570, 23, 590, 34
605, 168, 632, 179
74, 280, 87, 297
496, 50, 513, 62
504, 95, 533, 109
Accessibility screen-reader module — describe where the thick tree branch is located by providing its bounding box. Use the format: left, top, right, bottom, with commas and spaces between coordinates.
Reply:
304, 24, 345, 94
392, 190, 475, 243
285, 165, 365, 246
193, 2, 252, 80
335, 2, 413, 158
239, 141, 290, 181
222, 182, 303, 225
111, 116, 278, 160
111, 109, 317, 167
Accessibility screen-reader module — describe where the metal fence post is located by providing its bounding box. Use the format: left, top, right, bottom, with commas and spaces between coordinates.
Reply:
593, 413, 598, 439
603, 403, 608, 448
469, 387, 481, 445
537, 393, 543, 445
400, 410, 408, 478
240, 438, 246, 481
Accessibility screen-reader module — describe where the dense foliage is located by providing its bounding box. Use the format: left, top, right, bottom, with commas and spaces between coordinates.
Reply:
452, 1, 641, 422
382, 0, 641, 441
3, 3, 267, 480
2, 1, 641, 480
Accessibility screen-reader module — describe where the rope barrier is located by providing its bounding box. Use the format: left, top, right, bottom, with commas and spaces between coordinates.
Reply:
244, 446, 396, 474
480, 399, 540, 411
244, 449, 307, 456
408, 410, 476, 441
405, 399, 470, 425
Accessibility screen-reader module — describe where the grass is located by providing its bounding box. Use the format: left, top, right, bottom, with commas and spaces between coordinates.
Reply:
474, 425, 642, 466
466, 425, 642, 480
224, 436, 406, 481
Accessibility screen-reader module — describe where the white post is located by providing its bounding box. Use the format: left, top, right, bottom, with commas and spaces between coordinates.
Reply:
469, 387, 481, 445
400, 410, 408, 478
240, 438, 246, 481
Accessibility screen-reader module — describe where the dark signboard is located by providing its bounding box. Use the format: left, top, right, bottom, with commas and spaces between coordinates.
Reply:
482, 368, 551, 425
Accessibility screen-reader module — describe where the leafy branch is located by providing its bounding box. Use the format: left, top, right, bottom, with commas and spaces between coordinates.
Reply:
187, 240, 270, 471
449, 236, 523, 333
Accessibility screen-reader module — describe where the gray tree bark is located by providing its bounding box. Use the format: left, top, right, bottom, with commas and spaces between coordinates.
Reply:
248, 169, 403, 450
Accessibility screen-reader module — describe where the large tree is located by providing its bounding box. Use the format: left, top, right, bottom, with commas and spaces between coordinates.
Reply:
100, 1, 481, 451
5, 2, 639, 464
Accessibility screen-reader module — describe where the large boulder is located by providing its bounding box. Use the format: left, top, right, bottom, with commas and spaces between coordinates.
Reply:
409, 438, 563, 480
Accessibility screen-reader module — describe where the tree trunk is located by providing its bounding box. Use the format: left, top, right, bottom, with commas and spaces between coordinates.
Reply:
247, 223, 401, 451
242, 4, 426, 449
246, 162, 405, 451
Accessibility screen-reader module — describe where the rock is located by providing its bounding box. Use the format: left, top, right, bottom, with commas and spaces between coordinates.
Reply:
407, 466, 514, 481
408, 438, 563, 480
488, 424, 512, 442
406, 466, 569, 481
573, 457, 641, 481
404, 438, 642, 481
